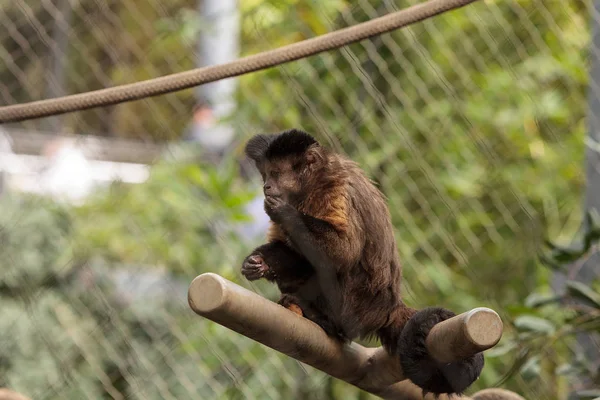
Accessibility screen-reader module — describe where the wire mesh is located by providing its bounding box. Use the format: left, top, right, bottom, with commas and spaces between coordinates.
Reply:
0, 0, 592, 399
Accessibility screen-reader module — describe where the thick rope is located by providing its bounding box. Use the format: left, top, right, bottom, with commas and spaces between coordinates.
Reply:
0, 0, 479, 123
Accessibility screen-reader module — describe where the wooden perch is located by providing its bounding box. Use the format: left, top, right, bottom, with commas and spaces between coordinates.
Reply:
188, 273, 512, 399
0, 389, 31, 400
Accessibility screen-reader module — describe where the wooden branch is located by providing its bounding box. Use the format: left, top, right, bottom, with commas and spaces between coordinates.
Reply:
471, 388, 526, 400
187, 273, 504, 399
0, 389, 31, 400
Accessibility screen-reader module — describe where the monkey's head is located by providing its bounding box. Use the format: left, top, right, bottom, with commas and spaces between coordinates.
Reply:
244, 129, 326, 203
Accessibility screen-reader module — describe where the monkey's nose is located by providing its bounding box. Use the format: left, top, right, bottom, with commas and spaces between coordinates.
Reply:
263, 183, 272, 191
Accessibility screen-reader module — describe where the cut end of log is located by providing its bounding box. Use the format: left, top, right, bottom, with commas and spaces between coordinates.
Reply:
425, 306, 504, 362
464, 307, 503, 349
188, 272, 227, 314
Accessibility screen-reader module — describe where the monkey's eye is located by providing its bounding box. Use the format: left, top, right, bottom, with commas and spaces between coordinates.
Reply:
271, 171, 280, 179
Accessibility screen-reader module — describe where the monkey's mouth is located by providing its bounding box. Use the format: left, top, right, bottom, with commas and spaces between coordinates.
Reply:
263, 190, 281, 197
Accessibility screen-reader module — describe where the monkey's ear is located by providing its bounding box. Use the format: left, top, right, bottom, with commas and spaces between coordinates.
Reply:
304, 144, 323, 165
245, 134, 273, 162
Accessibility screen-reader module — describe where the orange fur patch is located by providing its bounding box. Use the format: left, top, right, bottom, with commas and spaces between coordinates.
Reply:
301, 184, 349, 233
267, 222, 287, 242
286, 303, 304, 316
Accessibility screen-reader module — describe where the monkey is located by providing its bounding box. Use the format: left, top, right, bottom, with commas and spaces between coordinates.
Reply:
240, 129, 484, 395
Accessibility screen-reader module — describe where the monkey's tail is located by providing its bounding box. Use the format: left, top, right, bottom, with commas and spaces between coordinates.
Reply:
376, 303, 417, 354
377, 304, 484, 397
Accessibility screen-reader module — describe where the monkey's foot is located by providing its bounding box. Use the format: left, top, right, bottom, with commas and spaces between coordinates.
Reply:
286, 304, 304, 316
241, 254, 270, 281
397, 307, 484, 396
278, 295, 304, 316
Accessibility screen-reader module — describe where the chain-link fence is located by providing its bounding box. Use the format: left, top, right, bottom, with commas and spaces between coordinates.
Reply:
0, 1, 594, 399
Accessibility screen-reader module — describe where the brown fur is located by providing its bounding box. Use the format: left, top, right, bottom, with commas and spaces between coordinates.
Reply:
266, 223, 287, 243
240, 129, 484, 395
242, 129, 415, 347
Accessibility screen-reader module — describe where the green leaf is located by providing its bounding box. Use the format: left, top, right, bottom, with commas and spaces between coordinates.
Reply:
524, 292, 562, 308
556, 363, 584, 377
568, 389, 600, 400
583, 209, 600, 249
519, 356, 541, 380
550, 246, 586, 264
538, 253, 567, 271
586, 208, 600, 231
485, 341, 517, 358
514, 315, 555, 334
583, 228, 600, 251
565, 280, 600, 309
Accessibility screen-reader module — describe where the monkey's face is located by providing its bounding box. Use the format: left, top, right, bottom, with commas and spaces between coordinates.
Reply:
260, 157, 303, 202
245, 130, 324, 203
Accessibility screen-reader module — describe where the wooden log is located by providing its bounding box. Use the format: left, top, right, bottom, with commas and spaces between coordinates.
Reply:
188, 273, 505, 399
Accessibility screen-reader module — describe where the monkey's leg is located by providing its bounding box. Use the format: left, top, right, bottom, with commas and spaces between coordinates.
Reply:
299, 301, 348, 342
278, 293, 304, 316
278, 291, 347, 343
241, 241, 313, 290
279, 292, 345, 339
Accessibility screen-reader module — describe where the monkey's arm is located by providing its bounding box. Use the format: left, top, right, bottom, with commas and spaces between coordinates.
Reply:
265, 196, 361, 318
242, 241, 313, 292
269, 209, 359, 269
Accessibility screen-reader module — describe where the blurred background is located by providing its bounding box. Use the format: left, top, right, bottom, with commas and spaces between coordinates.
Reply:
0, 0, 599, 399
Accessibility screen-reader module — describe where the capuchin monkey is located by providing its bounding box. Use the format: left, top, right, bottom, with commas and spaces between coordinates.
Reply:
241, 128, 484, 395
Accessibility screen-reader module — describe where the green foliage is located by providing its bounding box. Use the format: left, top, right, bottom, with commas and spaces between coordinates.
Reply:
0, 0, 594, 398
0, 195, 73, 293
497, 213, 600, 399
0, 194, 111, 398
72, 157, 259, 277
0, 191, 285, 400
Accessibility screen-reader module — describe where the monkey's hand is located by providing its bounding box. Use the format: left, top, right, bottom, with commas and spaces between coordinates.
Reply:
264, 194, 295, 223
241, 253, 271, 281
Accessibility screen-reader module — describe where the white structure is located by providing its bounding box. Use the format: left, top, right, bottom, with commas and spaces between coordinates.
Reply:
191, 0, 240, 151
0, 135, 149, 204
0, 128, 14, 195
41, 138, 95, 203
